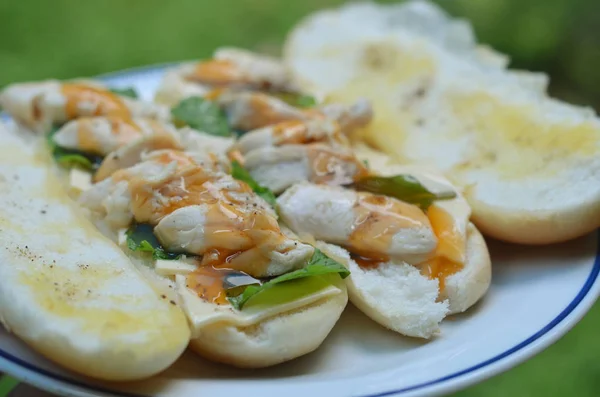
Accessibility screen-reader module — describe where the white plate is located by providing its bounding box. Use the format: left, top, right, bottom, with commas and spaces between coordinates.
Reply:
1, 66, 599, 397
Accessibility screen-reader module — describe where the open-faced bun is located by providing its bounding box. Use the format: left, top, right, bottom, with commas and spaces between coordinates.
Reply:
189, 291, 347, 368
316, 242, 447, 338
354, 143, 492, 316
317, 222, 489, 339
176, 275, 348, 368
0, 122, 191, 381
283, 0, 600, 245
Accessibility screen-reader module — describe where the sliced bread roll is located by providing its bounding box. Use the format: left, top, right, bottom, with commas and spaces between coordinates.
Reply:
0, 121, 191, 380
175, 274, 348, 368
316, 222, 488, 339
353, 143, 492, 316
283, 0, 600, 245
277, 144, 491, 338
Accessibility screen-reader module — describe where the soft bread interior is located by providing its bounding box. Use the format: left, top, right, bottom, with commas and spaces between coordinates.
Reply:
317, 222, 489, 339
283, 0, 600, 245
316, 242, 447, 338
185, 280, 348, 368
307, 144, 491, 336
0, 122, 191, 381
354, 143, 492, 315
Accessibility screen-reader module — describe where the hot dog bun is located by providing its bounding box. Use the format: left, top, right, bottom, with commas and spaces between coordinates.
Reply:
175, 274, 348, 368
317, 223, 489, 338
0, 121, 191, 380
283, 0, 600, 245
280, 144, 491, 339
354, 143, 492, 316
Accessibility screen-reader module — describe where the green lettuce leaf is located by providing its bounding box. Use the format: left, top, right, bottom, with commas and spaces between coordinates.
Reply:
230, 160, 277, 209
228, 249, 349, 310
272, 92, 317, 108
126, 223, 181, 260
46, 126, 103, 171
171, 96, 231, 137
350, 174, 457, 210
55, 153, 94, 170
109, 87, 139, 99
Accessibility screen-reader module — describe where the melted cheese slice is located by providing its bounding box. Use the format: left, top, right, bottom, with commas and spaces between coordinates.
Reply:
155, 259, 198, 277
175, 274, 342, 336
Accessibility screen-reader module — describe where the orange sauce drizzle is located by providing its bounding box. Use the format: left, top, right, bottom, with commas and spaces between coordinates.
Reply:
347, 194, 428, 260
235, 93, 301, 131
61, 84, 131, 120
120, 150, 289, 277
186, 262, 257, 305
422, 205, 465, 291
188, 60, 246, 86
269, 120, 346, 146
306, 146, 370, 185
76, 116, 142, 154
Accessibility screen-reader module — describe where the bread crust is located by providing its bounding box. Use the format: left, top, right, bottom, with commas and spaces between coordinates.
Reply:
188, 289, 348, 368
283, 0, 600, 246
0, 122, 191, 381
313, 144, 492, 337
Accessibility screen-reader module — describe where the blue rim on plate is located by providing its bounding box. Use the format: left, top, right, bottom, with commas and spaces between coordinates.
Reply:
0, 68, 599, 397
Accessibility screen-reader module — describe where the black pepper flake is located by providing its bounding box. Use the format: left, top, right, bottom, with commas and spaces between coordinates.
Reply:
161, 294, 166, 299
40, 210, 47, 214
169, 300, 176, 305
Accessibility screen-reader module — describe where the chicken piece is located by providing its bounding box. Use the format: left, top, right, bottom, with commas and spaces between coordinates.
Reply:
185, 47, 297, 92
94, 126, 234, 182
216, 91, 373, 133
216, 91, 310, 132
243, 144, 369, 193
53, 116, 179, 156
0, 80, 170, 131
80, 149, 313, 277
232, 119, 349, 155
277, 183, 438, 265
81, 150, 203, 230
318, 98, 373, 134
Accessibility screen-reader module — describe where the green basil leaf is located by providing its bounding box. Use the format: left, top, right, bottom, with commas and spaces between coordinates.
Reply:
109, 87, 139, 99
272, 92, 317, 108
230, 160, 277, 209
55, 154, 94, 170
228, 249, 349, 310
171, 96, 231, 137
350, 175, 457, 210
126, 223, 181, 260
46, 126, 103, 171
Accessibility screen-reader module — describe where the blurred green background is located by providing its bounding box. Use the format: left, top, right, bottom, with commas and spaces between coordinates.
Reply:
0, 0, 598, 396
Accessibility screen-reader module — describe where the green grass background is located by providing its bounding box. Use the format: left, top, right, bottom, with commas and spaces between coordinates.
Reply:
0, 0, 599, 396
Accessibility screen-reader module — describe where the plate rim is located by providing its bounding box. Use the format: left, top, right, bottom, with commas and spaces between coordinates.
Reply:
0, 65, 599, 397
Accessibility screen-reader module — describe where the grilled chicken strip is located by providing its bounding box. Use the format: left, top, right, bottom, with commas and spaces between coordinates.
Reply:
216, 91, 373, 133
277, 183, 438, 265
0, 80, 170, 131
185, 47, 297, 92
243, 144, 369, 193
232, 119, 349, 155
80, 149, 313, 277
53, 116, 180, 156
